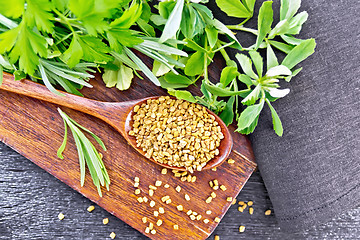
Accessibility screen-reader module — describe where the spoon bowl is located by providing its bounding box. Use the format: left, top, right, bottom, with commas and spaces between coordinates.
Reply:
0, 73, 233, 171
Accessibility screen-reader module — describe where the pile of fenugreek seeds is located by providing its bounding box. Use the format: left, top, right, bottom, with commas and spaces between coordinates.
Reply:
129, 96, 224, 172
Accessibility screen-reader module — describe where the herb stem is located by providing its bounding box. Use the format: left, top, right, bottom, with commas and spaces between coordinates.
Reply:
0, 14, 18, 29
227, 25, 258, 35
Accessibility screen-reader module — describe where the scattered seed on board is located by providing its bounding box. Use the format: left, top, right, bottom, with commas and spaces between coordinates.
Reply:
176, 186, 181, 192
151, 229, 156, 235
159, 207, 165, 214
87, 205, 95, 212
134, 177, 140, 182
177, 205, 184, 211
145, 227, 150, 234
150, 200, 155, 207
238, 206, 244, 212
137, 197, 143, 203
211, 192, 216, 198
110, 232, 116, 239
103, 218, 109, 225
214, 217, 220, 223
213, 185, 219, 190
135, 189, 141, 195
149, 222, 154, 229
265, 209, 272, 215
149, 185, 157, 190
142, 217, 147, 223
185, 194, 190, 201
164, 184, 170, 188
215, 235, 220, 240
227, 159, 235, 164
165, 199, 171, 204
143, 196, 148, 203
206, 196, 213, 204
239, 225, 245, 233
211, 167, 217, 171
190, 215, 196, 220
173, 225, 179, 230
226, 197, 233, 202
156, 219, 163, 226
155, 181, 162, 187
238, 201, 245, 205
203, 219, 210, 224
161, 168, 167, 175
154, 211, 159, 217
232, 198, 237, 205
58, 213, 64, 220
213, 180, 219, 186
186, 210, 192, 215
247, 201, 253, 206
191, 176, 197, 182
161, 196, 170, 202
196, 215, 202, 220
206, 210, 212, 215
149, 189, 154, 196
220, 185, 227, 191
209, 181, 214, 188
134, 182, 139, 188
249, 207, 254, 215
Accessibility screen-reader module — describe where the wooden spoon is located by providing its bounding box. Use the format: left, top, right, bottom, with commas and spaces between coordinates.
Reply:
0, 72, 233, 170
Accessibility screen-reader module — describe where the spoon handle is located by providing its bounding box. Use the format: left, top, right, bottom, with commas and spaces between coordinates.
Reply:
0, 72, 109, 119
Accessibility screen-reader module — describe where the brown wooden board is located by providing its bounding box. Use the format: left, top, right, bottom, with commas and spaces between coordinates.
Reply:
0, 60, 256, 239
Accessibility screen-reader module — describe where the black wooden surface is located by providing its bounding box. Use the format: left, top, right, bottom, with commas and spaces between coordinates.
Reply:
1, 142, 359, 240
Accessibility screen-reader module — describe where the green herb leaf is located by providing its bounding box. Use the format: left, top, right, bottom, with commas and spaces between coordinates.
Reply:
249, 50, 263, 77
236, 99, 264, 131
241, 84, 261, 105
282, 38, 316, 69
168, 89, 196, 103
255, 1, 273, 49
268, 40, 294, 54
103, 60, 133, 90
215, 0, 252, 18
219, 96, 235, 126
266, 65, 291, 77
235, 53, 258, 79
57, 117, 68, 159
24, 0, 54, 33
0, 0, 24, 18
220, 66, 239, 87
204, 82, 249, 97
280, 0, 301, 21
185, 51, 205, 76
205, 26, 218, 49
268, 19, 290, 39
266, 44, 278, 69
266, 99, 283, 136
287, 11, 308, 35
164, 72, 193, 86
62, 35, 83, 68
160, 0, 184, 42
238, 74, 253, 86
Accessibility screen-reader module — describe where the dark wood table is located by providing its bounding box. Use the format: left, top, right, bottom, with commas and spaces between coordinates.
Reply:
1, 142, 358, 239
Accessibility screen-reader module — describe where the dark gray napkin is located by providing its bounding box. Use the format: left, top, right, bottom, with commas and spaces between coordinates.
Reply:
209, 0, 360, 233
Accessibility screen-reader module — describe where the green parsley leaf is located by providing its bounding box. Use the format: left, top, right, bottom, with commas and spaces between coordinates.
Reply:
24, 0, 54, 33
0, 0, 24, 18
102, 60, 133, 90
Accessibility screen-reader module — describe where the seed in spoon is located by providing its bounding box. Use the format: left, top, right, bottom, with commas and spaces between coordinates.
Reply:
129, 96, 224, 171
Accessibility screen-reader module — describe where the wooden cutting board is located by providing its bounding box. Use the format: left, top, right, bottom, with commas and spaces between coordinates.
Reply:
0, 59, 256, 239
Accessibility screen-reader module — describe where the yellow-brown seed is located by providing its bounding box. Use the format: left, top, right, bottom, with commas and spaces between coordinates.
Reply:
214, 217, 221, 223
110, 232, 116, 239
150, 200, 155, 207
232, 199, 237, 205
149, 189, 154, 196
175, 186, 181, 192
161, 168, 167, 175
265, 209, 272, 215
177, 205, 184, 211
173, 224, 179, 230
151, 229, 156, 235
142, 217, 147, 223
249, 207, 254, 215
215, 235, 220, 240
164, 184, 170, 188
206, 210, 212, 215
135, 189, 141, 195
159, 207, 165, 214
137, 197, 144, 203
239, 225, 245, 233
156, 219, 163, 226
211, 192, 216, 198
143, 196, 148, 203
203, 219, 210, 224
227, 159, 235, 164
103, 218, 109, 225
206, 196, 213, 203
220, 185, 227, 191
247, 201, 253, 206
87, 206, 95, 212
226, 197, 233, 202
154, 211, 159, 217
58, 213, 64, 220
145, 227, 150, 234
190, 215, 196, 220
185, 194, 190, 201
155, 181, 162, 187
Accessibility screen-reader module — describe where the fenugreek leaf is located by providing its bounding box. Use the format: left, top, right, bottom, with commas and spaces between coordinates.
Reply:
280, 0, 301, 21
160, 0, 184, 42
236, 99, 264, 131
220, 66, 239, 87
235, 53, 258, 79
204, 82, 249, 97
219, 96, 235, 126
255, 1, 273, 49
215, 0, 252, 18
241, 84, 261, 105
282, 38, 316, 69
268, 40, 294, 54
266, 99, 283, 136
266, 44, 278, 69
249, 50, 263, 77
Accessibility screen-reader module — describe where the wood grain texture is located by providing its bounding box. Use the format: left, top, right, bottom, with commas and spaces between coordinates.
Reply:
0, 59, 256, 239
1, 143, 359, 240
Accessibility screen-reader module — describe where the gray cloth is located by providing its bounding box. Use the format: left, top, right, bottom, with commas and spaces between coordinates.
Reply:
210, 0, 360, 233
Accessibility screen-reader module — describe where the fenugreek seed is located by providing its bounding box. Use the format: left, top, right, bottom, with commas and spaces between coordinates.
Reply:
177, 205, 184, 211
103, 218, 109, 225
150, 200, 155, 207
191, 176, 197, 182
196, 215, 202, 220
232, 199, 237, 205
135, 189, 141, 195
249, 207, 254, 215
164, 184, 170, 188
211, 167, 217, 171
227, 159, 235, 164
220, 185, 227, 191
213, 180, 219, 186
151, 229, 156, 235
186, 210, 192, 215
206, 196, 213, 203
214, 217, 221, 223
175, 186, 181, 192
211, 192, 216, 198
134, 177, 140, 182
173, 224, 179, 230
239, 225, 245, 233
190, 215, 196, 220
134, 105, 140, 112
154, 211, 159, 217
209, 181, 214, 188
149, 189, 154, 196
265, 209, 272, 215
161, 168, 167, 175
174, 173, 181, 177
110, 232, 116, 239
149, 222, 154, 230
247, 201, 253, 206
238, 201, 245, 205
87, 206, 95, 212
142, 217, 147, 223
213, 185, 219, 190
155, 181, 162, 187
215, 235, 220, 240
58, 213, 64, 220
143, 196, 148, 203
149, 185, 157, 190
134, 182, 139, 188
185, 194, 190, 201
226, 197, 233, 202
156, 219, 163, 226
192, 212, 198, 216
203, 219, 210, 224
238, 206, 244, 212
180, 176, 187, 182
137, 197, 143, 203
206, 210, 212, 215
165, 199, 171, 204
161, 196, 170, 202
145, 227, 150, 234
